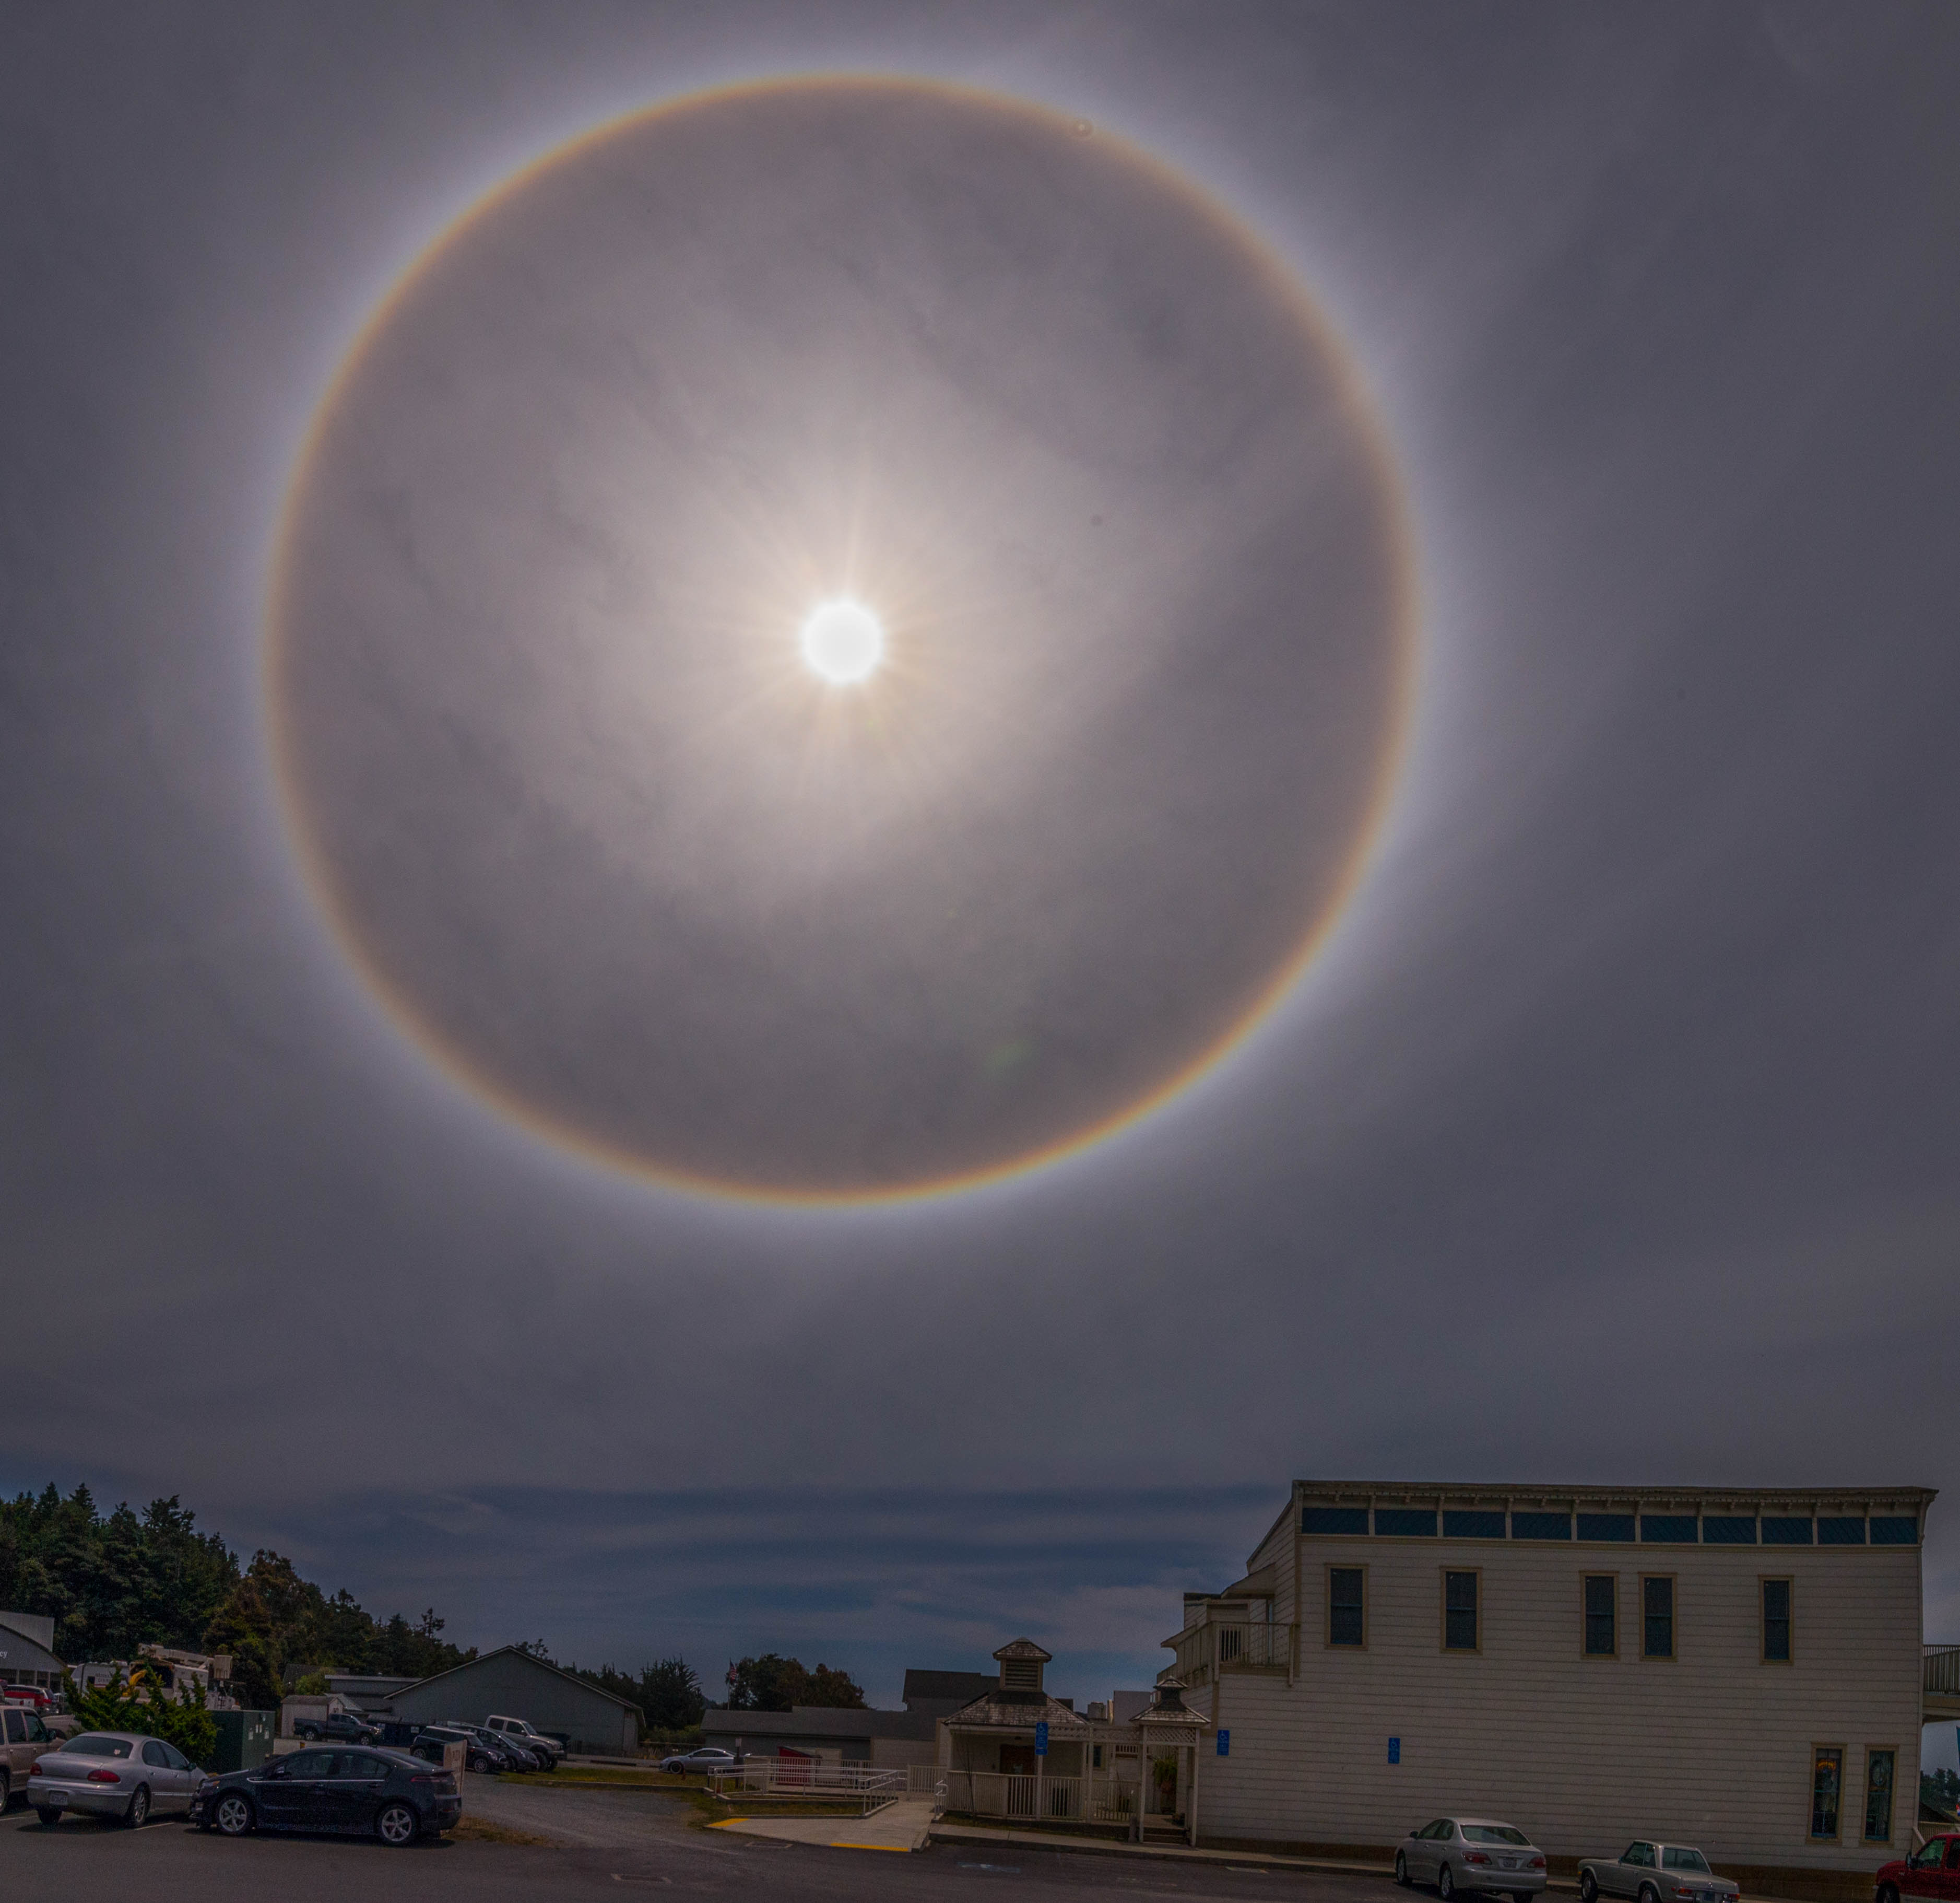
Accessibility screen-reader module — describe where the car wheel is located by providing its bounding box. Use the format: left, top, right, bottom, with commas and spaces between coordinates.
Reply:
1877, 1887, 1899, 1903
1438, 1864, 1456, 1900
1581, 1876, 1598, 1903
36, 1807, 61, 1827
124, 1785, 151, 1829
1639, 1887, 1659, 1903
214, 1792, 255, 1837
376, 1800, 418, 1847
1397, 1853, 1412, 1887
298, 1725, 321, 1742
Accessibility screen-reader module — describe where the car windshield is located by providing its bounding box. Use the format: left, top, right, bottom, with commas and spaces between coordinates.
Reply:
63, 1734, 134, 1757
1662, 1851, 1711, 1873
1464, 1827, 1530, 1846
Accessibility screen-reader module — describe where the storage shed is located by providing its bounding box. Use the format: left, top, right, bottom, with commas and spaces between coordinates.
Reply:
385, 1646, 640, 1755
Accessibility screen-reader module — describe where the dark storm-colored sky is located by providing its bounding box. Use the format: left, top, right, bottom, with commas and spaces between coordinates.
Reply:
3, 2, 1957, 1705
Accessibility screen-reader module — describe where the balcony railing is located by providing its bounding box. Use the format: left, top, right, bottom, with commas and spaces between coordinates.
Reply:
1171, 1620, 1295, 1685
937, 1768, 1142, 1824
1927, 1645, 1960, 1697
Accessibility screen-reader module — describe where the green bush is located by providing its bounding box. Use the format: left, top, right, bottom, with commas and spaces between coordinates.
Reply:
61, 1668, 219, 1769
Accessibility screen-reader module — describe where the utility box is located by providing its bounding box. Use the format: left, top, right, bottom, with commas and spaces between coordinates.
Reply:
207, 1709, 275, 1773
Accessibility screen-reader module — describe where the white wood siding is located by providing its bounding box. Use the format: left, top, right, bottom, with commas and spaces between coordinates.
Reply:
1193, 1535, 1921, 1873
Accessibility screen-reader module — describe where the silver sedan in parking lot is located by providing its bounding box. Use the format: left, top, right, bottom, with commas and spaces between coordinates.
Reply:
27, 1730, 206, 1827
1397, 1817, 1550, 1898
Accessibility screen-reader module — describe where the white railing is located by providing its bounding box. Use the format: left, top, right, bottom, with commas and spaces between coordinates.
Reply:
1173, 1620, 1294, 1683
940, 1768, 1140, 1824
709, 1761, 906, 1815
1927, 1646, 1960, 1696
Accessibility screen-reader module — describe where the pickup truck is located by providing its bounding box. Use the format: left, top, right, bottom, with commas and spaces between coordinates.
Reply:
1578, 1843, 1739, 1903
280, 1697, 380, 1744
1, 1702, 57, 1811
486, 1715, 564, 1766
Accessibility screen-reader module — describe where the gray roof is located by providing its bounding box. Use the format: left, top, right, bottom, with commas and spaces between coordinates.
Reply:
399, 1646, 641, 1712
944, 1690, 1087, 1732
902, 1670, 996, 1707
703, 1705, 935, 1742
991, 1637, 1051, 1663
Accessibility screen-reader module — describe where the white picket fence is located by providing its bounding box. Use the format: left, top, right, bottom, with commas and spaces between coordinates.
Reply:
931, 1767, 1142, 1824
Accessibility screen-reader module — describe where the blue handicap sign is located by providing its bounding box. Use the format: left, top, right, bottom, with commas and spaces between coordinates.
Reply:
1388, 1736, 1401, 1764
1217, 1729, 1230, 1757
1034, 1721, 1048, 1756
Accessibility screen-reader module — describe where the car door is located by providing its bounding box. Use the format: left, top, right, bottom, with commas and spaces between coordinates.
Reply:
325, 1752, 389, 1833
261, 1748, 333, 1830
140, 1738, 182, 1811
1410, 1821, 1442, 1880
1624, 1844, 1659, 1897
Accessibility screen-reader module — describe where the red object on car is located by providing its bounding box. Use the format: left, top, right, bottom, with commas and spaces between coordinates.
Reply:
1, 1685, 52, 1709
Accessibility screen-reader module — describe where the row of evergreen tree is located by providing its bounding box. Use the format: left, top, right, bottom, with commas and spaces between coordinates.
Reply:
0, 1484, 469, 1711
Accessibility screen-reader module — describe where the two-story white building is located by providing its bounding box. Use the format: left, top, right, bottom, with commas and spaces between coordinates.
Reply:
1163, 1481, 1934, 1898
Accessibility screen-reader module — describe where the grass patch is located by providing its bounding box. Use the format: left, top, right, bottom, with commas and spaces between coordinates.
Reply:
449, 1815, 555, 1846
498, 1767, 690, 1790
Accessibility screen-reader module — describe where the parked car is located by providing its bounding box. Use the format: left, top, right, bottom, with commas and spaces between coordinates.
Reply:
659, 1746, 737, 1777
487, 1713, 564, 1765
416, 1724, 505, 1773
1396, 1818, 1549, 1898
1, 1703, 57, 1811
294, 1709, 381, 1745
192, 1744, 459, 1846
1579, 1843, 1739, 1903
459, 1723, 543, 1770
27, 1730, 206, 1827
1873, 1832, 1958, 1903
2, 1685, 56, 1711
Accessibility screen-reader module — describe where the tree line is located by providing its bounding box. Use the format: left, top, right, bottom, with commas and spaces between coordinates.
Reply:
0, 1484, 470, 1711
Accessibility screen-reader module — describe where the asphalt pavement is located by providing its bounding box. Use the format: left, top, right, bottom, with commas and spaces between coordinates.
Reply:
0, 1782, 1399, 1902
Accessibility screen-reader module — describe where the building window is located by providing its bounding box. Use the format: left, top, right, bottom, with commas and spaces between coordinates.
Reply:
1577, 1512, 1636, 1543
1443, 1510, 1506, 1540
1584, 1574, 1617, 1657
1862, 1749, 1895, 1843
1328, 1566, 1366, 1648
1640, 1515, 1698, 1543
1870, 1516, 1919, 1545
1761, 1578, 1792, 1663
1702, 1516, 1757, 1545
1817, 1517, 1867, 1545
1513, 1511, 1572, 1541
1810, 1746, 1843, 1840
1641, 1576, 1675, 1659
1092, 1744, 1103, 1770
1762, 1516, 1813, 1545
1303, 1507, 1369, 1537
1443, 1570, 1480, 1651
1375, 1508, 1438, 1538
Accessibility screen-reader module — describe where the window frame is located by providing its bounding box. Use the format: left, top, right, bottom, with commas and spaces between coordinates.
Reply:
1582, 1572, 1618, 1659
1639, 1572, 1677, 1661
1326, 1561, 1368, 1650
1861, 1746, 1897, 1845
1809, 1743, 1845, 1842
1441, 1566, 1482, 1654
1760, 1575, 1793, 1664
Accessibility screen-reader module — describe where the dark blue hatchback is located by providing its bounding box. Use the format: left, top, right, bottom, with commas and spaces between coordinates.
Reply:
191, 1745, 461, 1846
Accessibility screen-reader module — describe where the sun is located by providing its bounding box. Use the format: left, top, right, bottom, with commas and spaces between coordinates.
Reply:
798, 597, 885, 685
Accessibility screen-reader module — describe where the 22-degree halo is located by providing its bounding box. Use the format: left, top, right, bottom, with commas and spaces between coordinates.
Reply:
269, 77, 1418, 1205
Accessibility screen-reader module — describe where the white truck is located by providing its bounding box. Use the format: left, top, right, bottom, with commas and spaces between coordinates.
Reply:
486, 1714, 565, 1766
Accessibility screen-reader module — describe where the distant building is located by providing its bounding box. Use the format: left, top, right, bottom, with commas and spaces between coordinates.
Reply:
382, 1646, 639, 1756
1162, 1481, 1934, 1894
699, 1664, 1011, 1770
0, 1612, 61, 1691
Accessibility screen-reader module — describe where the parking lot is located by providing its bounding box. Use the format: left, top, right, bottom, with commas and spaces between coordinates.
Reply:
1, 1781, 1397, 1903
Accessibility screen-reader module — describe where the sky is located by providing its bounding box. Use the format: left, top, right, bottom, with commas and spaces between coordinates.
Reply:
3, 2, 1958, 1714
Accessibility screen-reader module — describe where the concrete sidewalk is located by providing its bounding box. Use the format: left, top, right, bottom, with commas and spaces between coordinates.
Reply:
930, 1820, 1390, 1874
712, 1796, 937, 1853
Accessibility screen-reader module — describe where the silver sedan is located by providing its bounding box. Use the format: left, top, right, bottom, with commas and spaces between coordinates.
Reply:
28, 1730, 206, 1827
1397, 1817, 1550, 1898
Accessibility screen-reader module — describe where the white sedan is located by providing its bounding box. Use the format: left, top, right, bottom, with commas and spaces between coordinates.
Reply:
658, 1746, 737, 1776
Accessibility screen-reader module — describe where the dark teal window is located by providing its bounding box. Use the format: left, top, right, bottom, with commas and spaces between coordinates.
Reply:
1761, 1578, 1791, 1661
1444, 1571, 1479, 1650
1702, 1516, 1756, 1544
1762, 1517, 1813, 1545
1642, 1576, 1675, 1658
1577, 1513, 1635, 1543
1512, 1512, 1571, 1541
1302, 1507, 1369, 1537
1328, 1567, 1365, 1647
1583, 1575, 1616, 1655
1870, 1516, 1919, 1545
1443, 1511, 1506, 1540
1817, 1517, 1865, 1545
1640, 1516, 1698, 1543
1375, 1509, 1437, 1538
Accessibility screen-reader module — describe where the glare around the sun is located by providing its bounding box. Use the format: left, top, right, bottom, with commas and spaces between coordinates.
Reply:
799, 598, 884, 685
